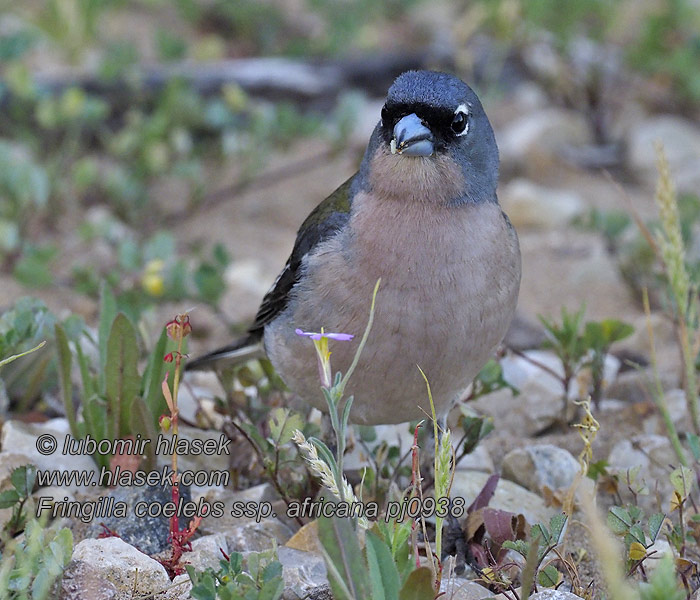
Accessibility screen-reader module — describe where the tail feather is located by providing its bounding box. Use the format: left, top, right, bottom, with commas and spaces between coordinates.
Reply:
185, 335, 265, 371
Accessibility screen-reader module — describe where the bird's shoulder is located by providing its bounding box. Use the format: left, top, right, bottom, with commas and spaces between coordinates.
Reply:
248, 174, 357, 337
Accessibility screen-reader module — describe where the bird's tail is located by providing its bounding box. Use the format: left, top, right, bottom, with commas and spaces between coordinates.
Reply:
185, 335, 265, 371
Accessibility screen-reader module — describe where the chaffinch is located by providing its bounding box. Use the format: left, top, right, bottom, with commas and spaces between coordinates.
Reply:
187, 70, 521, 426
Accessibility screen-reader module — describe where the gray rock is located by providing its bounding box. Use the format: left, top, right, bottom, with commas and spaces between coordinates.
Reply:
500, 179, 587, 230
605, 368, 677, 405
504, 313, 546, 351
84, 483, 192, 555
70, 537, 171, 598
0, 419, 99, 491
197, 488, 293, 552
450, 471, 555, 527
278, 546, 328, 600
439, 577, 492, 599
529, 591, 585, 600
498, 108, 591, 174
454, 443, 494, 474
607, 434, 676, 506
502, 445, 580, 493
627, 115, 700, 193
185, 533, 228, 572
60, 560, 118, 600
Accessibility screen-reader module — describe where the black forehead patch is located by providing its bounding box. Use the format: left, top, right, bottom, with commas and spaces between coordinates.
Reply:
387, 70, 473, 110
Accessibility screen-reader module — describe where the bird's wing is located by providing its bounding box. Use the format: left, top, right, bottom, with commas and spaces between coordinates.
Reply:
185, 174, 356, 371
248, 174, 356, 337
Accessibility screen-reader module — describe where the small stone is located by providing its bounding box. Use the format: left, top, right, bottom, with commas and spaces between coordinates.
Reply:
500, 179, 587, 230
185, 533, 228, 572
504, 313, 546, 351
627, 115, 700, 193
502, 445, 579, 493
450, 471, 555, 527
59, 560, 118, 600
439, 577, 492, 599
278, 546, 328, 600
286, 520, 322, 554
529, 591, 585, 600
70, 537, 170, 597
454, 443, 494, 474
607, 434, 676, 507
196, 488, 293, 552
499, 108, 591, 174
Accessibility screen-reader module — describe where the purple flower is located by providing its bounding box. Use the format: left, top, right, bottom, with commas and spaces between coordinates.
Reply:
295, 328, 354, 341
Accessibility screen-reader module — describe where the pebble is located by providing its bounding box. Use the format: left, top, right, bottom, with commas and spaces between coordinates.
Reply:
626, 115, 700, 193
500, 179, 587, 230
450, 471, 555, 527
70, 537, 171, 599
278, 546, 328, 600
501, 445, 580, 493
439, 577, 492, 600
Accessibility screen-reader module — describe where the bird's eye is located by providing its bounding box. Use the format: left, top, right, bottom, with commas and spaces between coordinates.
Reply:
381, 105, 389, 127
451, 111, 468, 135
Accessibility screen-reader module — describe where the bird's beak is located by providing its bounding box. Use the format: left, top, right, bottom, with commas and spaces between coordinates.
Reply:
391, 113, 434, 157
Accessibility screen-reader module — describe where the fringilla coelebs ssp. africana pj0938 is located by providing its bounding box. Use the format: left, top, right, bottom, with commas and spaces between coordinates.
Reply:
187, 70, 521, 426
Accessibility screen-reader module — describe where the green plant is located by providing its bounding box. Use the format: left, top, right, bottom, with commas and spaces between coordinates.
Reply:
318, 511, 434, 600
54, 284, 171, 470
538, 307, 633, 413
0, 466, 38, 544
186, 550, 284, 600
0, 517, 73, 600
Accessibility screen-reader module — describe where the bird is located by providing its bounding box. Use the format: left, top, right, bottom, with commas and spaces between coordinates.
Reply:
187, 70, 521, 426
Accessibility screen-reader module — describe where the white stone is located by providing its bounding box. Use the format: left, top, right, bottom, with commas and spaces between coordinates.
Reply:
185, 533, 229, 572
498, 108, 591, 171
451, 471, 555, 527
530, 590, 585, 599
0, 419, 98, 491
71, 537, 170, 598
278, 546, 328, 600
627, 115, 700, 193
500, 179, 587, 230
502, 445, 580, 493
439, 577, 492, 599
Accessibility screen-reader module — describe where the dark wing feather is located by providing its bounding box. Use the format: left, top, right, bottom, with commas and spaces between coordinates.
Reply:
247, 174, 356, 338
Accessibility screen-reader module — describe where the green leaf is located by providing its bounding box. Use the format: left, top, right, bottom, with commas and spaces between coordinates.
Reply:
83, 396, 110, 469
549, 513, 568, 544
398, 567, 434, 600
268, 408, 303, 446
537, 565, 561, 588
687, 433, 700, 461
670, 465, 694, 500
55, 323, 79, 438
0, 489, 20, 508
129, 397, 157, 471
607, 506, 633, 534
502, 539, 530, 557
105, 313, 140, 439
648, 513, 665, 543
366, 531, 401, 600
11, 464, 37, 497
318, 513, 369, 600
627, 524, 647, 546
141, 326, 169, 426
98, 282, 117, 390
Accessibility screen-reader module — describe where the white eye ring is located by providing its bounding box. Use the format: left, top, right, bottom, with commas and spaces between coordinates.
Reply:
453, 104, 469, 137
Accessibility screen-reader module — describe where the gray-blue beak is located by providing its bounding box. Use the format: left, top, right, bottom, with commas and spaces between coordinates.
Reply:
392, 113, 434, 157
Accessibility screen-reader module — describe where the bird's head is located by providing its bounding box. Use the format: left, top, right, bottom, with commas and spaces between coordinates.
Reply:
361, 70, 499, 206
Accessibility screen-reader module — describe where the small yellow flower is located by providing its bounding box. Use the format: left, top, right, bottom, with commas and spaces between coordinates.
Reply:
142, 259, 165, 296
